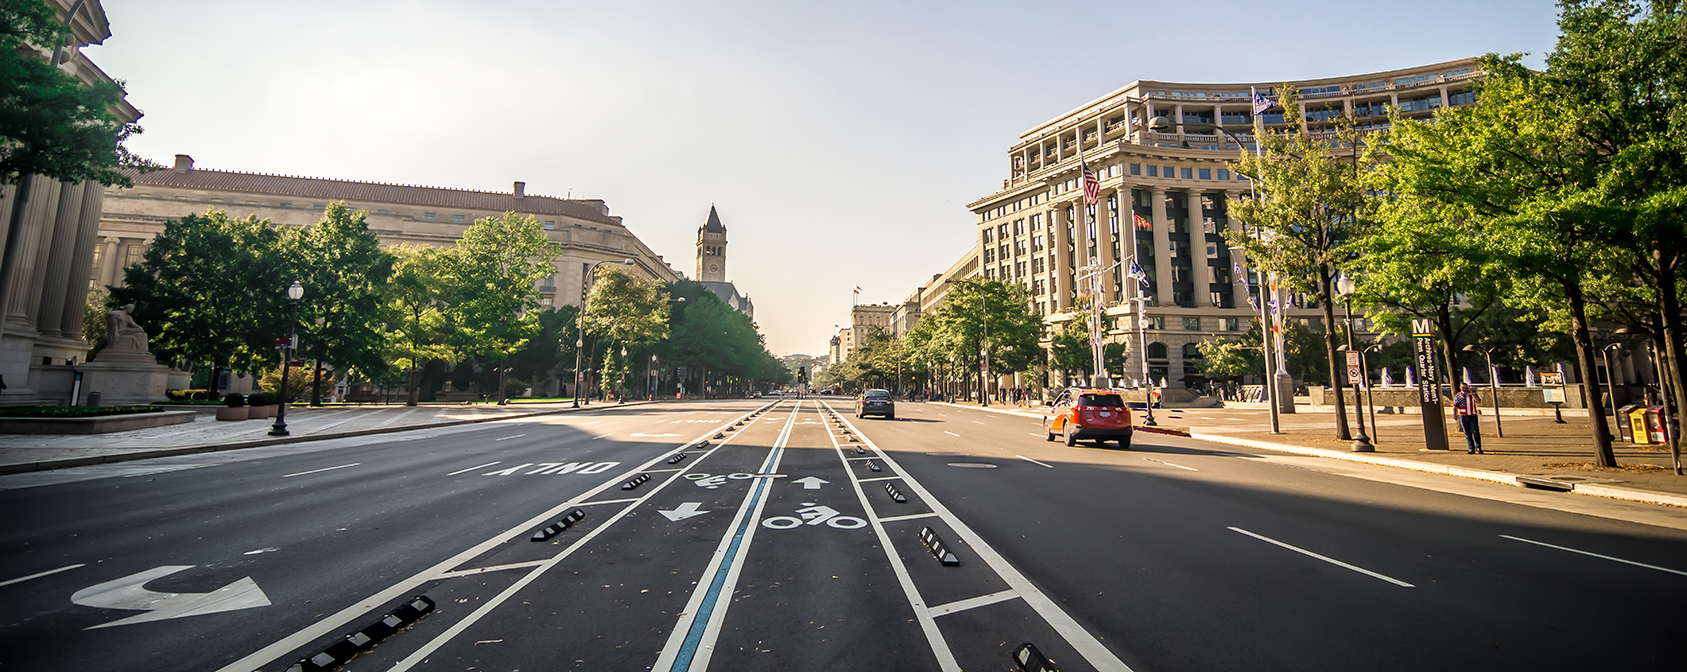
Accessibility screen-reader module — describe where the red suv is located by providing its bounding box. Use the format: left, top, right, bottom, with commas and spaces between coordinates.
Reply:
1043, 387, 1133, 448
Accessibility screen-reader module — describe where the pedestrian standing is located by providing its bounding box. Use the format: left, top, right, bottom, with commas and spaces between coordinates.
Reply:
1454, 383, 1484, 454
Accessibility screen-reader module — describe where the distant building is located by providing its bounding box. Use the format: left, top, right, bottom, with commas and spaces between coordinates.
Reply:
95, 156, 680, 308
692, 206, 754, 320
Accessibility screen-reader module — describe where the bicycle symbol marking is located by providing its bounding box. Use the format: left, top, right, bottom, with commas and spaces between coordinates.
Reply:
762, 503, 867, 530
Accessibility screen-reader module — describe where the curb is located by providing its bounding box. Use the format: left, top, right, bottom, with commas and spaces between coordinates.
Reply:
1187, 431, 1687, 509
0, 401, 657, 476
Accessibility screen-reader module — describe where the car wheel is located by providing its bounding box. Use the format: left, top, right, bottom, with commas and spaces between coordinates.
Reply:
887, 414, 895, 420
1118, 435, 1131, 450
1043, 421, 1056, 442
1063, 425, 1077, 447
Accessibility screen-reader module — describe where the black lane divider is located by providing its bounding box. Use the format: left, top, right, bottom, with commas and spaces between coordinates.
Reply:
621, 473, 651, 490
919, 526, 961, 566
666, 453, 688, 465
884, 483, 907, 503
1013, 642, 1060, 672
725, 426, 736, 432
287, 596, 436, 672
713, 432, 726, 439
531, 509, 587, 541
866, 460, 882, 472
854, 446, 867, 455
689, 440, 711, 450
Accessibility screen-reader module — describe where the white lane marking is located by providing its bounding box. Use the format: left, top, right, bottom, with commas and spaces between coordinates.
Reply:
1228, 527, 1415, 588
649, 403, 804, 672
447, 461, 500, 476
371, 406, 422, 429
1028, 433, 1044, 437
577, 497, 641, 507
242, 548, 278, 556
433, 560, 548, 579
1015, 455, 1055, 469
1144, 458, 1198, 471
592, 433, 614, 440
942, 431, 960, 437
826, 401, 1133, 672
218, 405, 776, 672
823, 405, 960, 672
281, 463, 361, 478
0, 563, 84, 587
972, 421, 986, 425
878, 512, 939, 523
494, 434, 526, 442
1500, 535, 1687, 577
483, 463, 533, 476
928, 589, 1021, 618
856, 476, 902, 483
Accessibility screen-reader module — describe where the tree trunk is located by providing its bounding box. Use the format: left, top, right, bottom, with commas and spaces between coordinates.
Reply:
310, 359, 323, 406
1318, 265, 1351, 440
406, 363, 418, 407
1565, 281, 1617, 467
1652, 247, 1686, 474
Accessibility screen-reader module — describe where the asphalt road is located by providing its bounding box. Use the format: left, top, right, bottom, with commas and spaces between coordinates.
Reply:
0, 398, 1682, 671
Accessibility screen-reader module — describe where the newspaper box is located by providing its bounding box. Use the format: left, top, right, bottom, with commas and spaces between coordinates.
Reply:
1616, 404, 1642, 442
1627, 405, 1651, 444
1644, 406, 1670, 444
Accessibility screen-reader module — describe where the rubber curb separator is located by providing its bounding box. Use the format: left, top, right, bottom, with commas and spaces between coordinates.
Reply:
1012, 642, 1060, 672
621, 473, 651, 490
531, 509, 587, 542
866, 460, 882, 472
919, 526, 960, 566
286, 595, 435, 672
666, 453, 688, 465
884, 482, 907, 503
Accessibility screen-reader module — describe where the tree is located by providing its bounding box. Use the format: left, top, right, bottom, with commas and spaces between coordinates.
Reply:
1047, 318, 1091, 384
294, 201, 394, 404
383, 245, 454, 405
507, 306, 578, 395
1196, 336, 1255, 381
111, 209, 291, 392
1227, 85, 1372, 440
584, 267, 669, 347
0, 0, 154, 187
442, 212, 561, 401
916, 279, 1042, 403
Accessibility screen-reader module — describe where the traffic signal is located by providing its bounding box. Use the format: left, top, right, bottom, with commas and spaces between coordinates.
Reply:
798, 366, 807, 382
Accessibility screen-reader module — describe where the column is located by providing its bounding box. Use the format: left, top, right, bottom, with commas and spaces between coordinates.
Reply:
60, 185, 104, 340
1098, 187, 1120, 306
98, 236, 120, 288
5, 176, 63, 328
1052, 205, 1073, 311
1150, 187, 1174, 306
1192, 190, 1212, 308
34, 182, 86, 338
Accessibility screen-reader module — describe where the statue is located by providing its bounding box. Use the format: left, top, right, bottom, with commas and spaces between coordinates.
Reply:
106, 304, 150, 354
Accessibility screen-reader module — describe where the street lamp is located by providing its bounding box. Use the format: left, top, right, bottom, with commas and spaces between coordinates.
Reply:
1602, 342, 1625, 429
1363, 343, 1383, 444
269, 280, 305, 437
1461, 344, 1504, 438
618, 345, 628, 404
494, 365, 514, 405
573, 258, 634, 407
1335, 274, 1372, 452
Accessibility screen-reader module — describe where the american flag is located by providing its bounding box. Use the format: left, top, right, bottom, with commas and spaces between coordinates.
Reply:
1132, 212, 1152, 230
1251, 86, 1275, 116
1081, 160, 1100, 206
1127, 260, 1150, 286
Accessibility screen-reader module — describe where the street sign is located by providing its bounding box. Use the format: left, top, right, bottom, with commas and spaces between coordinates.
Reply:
274, 337, 289, 349
1346, 351, 1362, 385
1540, 371, 1565, 386
1411, 318, 1433, 338
1412, 326, 1450, 451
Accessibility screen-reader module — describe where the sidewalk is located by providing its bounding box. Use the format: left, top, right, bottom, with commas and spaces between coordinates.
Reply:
0, 400, 646, 475
931, 401, 1687, 509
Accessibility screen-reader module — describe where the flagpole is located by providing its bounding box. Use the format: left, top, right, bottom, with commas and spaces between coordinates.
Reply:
1248, 86, 1284, 434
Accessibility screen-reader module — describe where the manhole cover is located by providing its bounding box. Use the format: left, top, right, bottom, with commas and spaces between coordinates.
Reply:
946, 462, 998, 469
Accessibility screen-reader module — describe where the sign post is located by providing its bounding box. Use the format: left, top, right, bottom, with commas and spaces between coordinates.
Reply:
1346, 350, 1363, 385
1412, 319, 1450, 451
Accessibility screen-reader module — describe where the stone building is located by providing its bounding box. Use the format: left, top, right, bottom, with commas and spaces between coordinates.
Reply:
0, 0, 140, 405
691, 205, 754, 319
963, 58, 1481, 389
95, 155, 680, 307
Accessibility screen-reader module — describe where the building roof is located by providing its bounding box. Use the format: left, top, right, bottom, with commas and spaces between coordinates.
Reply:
702, 205, 725, 233
124, 166, 621, 226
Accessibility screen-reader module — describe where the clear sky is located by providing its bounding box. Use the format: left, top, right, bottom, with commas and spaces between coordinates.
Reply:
87, 0, 1560, 357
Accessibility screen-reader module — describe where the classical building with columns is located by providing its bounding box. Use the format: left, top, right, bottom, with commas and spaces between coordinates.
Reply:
94, 155, 680, 307
0, 0, 140, 404
964, 58, 1480, 389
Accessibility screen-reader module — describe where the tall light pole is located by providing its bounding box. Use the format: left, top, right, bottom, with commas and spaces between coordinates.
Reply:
1204, 122, 1282, 434
1462, 344, 1504, 438
269, 280, 305, 437
1602, 342, 1625, 430
573, 259, 634, 407
1335, 275, 1372, 451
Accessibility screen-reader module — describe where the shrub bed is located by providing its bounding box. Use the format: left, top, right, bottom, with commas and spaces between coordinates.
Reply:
0, 406, 164, 418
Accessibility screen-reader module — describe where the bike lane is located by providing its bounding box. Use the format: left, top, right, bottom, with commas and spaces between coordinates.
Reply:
318, 400, 799, 672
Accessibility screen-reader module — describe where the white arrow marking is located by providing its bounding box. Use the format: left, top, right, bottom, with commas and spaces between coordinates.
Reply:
793, 476, 829, 490
659, 502, 711, 521
72, 565, 271, 629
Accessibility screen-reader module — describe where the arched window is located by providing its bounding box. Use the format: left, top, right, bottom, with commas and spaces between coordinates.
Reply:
1147, 342, 1168, 360
1183, 343, 1204, 359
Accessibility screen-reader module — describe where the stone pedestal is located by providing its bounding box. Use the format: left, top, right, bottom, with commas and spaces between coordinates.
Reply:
80, 351, 171, 406
1274, 372, 1296, 415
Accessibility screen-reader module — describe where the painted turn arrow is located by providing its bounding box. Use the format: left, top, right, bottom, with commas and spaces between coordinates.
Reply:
71, 565, 271, 629
659, 502, 710, 521
792, 476, 829, 490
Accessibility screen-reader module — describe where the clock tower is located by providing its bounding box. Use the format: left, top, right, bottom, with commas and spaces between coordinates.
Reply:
696, 205, 727, 283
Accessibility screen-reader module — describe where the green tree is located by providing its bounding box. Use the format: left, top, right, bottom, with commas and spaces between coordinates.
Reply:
1, 0, 155, 186
442, 212, 561, 401
295, 201, 394, 404
916, 279, 1042, 403
1047, 318, 1091, 383
1227, 85, 1371, 440
383, 245, 454, 405
584, 267, 669, 347
1196, 336, 1255, 381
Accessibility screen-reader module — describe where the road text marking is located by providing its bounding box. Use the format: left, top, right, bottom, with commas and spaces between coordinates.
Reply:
1501, 534, 1687, 577
1228, 527, 1414, 588
282, 463, 361, 478
0, 563, 84, 588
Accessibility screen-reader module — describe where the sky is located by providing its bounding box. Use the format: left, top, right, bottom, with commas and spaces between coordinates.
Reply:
86, 0, 1560, 357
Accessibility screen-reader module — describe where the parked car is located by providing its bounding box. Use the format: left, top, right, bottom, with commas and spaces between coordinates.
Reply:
855, 388, 895, 420
1042, 387, 1132, 448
